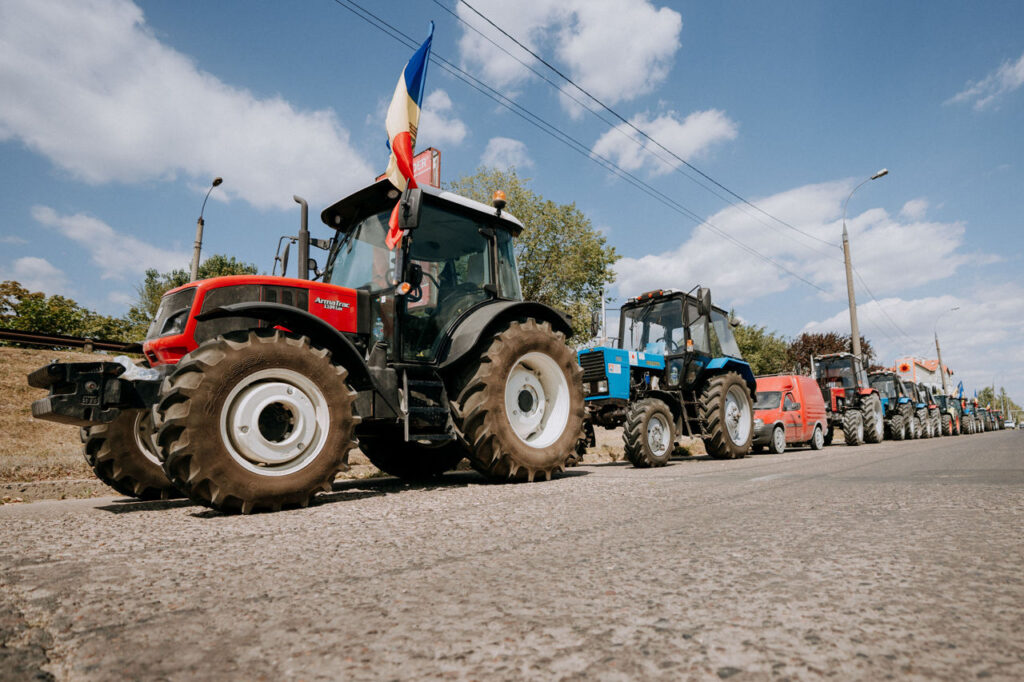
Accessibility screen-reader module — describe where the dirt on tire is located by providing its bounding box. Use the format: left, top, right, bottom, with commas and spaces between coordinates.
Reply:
454, 318, 584, 482
81, 409, 182, 500
157, 329, 358, 514
700, 372, 752, 460
623, 398, 674, 467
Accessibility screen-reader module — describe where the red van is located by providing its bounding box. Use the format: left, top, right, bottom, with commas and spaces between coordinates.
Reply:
752, 375, 829, 453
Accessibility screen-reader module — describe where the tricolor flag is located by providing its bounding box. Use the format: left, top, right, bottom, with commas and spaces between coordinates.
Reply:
384, 22, 434, 250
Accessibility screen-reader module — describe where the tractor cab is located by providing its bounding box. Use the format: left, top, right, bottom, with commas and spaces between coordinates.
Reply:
813, 352, 870, 412
868, 371, 911, 412
321, 179, 524, 363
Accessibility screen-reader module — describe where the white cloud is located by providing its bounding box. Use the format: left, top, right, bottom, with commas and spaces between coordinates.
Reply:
31, 206, 189, 280
481, 137, 534, 170
591, 109, 738, 176
947, 51, 1024, 111
0, 0, 374, 211
899, 198, 928, 221
0, 257, 70, 295
419, 90, 468, 147
801, 288, 1024, 399
0, 235, 28, 245
456, 0, 682, 113
614, 179, 994, 306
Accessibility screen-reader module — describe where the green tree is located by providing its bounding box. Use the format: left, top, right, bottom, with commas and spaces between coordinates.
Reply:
446, 167, 617, 339
126, 254, 259, 338
1, 280, 133, 342
787, 332, 875, 374
976, 386, 1020, 414
734, 323, 790, 375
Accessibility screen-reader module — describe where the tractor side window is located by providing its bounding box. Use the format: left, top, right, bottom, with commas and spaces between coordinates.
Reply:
783, 393, 798, 411
495, 230, 522, 301
709, 310, 743, 358
687, 303, 710, 354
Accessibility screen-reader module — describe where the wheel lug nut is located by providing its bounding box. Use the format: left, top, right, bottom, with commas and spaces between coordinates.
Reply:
240, 426, 249, 433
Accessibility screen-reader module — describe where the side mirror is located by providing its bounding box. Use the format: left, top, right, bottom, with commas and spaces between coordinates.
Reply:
398, 188, 423, 229
308, 258, 321, 279
279, 241, 291, 278
590, 310, 601, 338
697, 287, 712, 317
728, 312, 740, 328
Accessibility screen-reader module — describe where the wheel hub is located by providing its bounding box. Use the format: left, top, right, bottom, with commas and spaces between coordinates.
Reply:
220, 369, 330, 474
723, 385, 751, 445
647, 414, 669, 456
504, 352, 569, 448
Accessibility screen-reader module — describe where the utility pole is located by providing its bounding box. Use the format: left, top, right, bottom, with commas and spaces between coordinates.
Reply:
934, 306, 958, 395
842, 169, 888, 360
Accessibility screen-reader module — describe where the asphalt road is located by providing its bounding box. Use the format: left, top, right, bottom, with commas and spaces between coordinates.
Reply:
2, 431, 1022, 681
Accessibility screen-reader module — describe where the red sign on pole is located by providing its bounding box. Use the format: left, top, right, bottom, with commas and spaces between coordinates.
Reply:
377, 147, 441, 188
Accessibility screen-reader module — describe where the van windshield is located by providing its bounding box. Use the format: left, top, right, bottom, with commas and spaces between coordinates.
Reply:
753, 391, 782, 410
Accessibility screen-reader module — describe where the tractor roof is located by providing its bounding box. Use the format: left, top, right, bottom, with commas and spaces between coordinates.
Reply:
320, 179, 524, 235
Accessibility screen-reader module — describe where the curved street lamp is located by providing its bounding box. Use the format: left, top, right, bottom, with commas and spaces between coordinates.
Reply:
841, 168, 888, 360
191, 177, 224, 282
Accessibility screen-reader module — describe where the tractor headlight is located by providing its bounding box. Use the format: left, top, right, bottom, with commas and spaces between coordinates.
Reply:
582, 383, 591, 397
596, 379, 609, 394
161, 310, 188, 336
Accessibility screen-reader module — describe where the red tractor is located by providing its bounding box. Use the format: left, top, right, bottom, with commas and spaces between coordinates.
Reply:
29, 181, 585, 513
812, 352, 884, 446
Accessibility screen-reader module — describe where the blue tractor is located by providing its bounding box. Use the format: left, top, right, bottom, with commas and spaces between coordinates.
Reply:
868, 370, 917, 440
577, 287, 756, 466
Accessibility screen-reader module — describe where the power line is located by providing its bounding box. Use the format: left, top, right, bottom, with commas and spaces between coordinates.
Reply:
330, 0, 829, 293
451, 0, 840, 252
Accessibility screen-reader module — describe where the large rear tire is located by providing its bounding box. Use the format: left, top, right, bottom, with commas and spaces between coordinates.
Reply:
888, 414, 906, 441
623, 398, 675, 467
843, 410, 864, 446
917, 409, 932, 438
455, 318, 585, 481
862, 394, 884, 443
359, 436, 467, 480
941, 414, 953, 437
156, 330, 358, 514
700, 372, 753, 459
81, 409, 182, 500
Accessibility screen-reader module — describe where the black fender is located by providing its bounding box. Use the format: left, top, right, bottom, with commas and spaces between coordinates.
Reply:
642, 389, 684, 423
194, 302, 374, 391
437, 300, 574, 369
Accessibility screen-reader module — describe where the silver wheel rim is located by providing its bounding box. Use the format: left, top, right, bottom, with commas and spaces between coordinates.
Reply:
874, 402, 884, 439
132, 410, 162, 466
504, 351, 570, 448
814, 427, 824, 449
773, 426, 785, 452
220, 368, 330, 476
647, 412, 671, 457
724, 385, 752, 445
856, 419, 864, 441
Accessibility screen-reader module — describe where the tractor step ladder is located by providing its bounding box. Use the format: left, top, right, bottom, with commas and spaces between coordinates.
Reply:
401, 370, 456, 442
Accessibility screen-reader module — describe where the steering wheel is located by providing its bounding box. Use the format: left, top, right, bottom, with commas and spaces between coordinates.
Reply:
660, 336, 678, 353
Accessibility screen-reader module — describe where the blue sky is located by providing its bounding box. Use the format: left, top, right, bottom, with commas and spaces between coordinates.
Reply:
1, 0, 1022, 401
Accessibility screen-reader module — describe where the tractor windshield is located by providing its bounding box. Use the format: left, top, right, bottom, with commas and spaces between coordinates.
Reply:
326, 209, 394, 292
621, 298, 685, 355
817, 357, 856, 389
869, 374, 897, 399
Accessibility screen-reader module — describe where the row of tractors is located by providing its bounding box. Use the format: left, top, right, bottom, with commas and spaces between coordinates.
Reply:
24, 179, 1006, 515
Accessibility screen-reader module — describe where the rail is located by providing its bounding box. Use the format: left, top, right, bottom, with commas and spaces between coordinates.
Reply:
0, 327, 141, 353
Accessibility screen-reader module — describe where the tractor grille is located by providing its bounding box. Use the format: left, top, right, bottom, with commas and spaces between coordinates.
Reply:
579, 351, 607, 382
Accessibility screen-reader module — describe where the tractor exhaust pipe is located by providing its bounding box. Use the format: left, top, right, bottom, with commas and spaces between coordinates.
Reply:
294, 195, 309, 280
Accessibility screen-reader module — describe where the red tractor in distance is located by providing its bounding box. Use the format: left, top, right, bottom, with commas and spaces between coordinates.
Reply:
812, 352, 884, 446
29, 181, 585, 513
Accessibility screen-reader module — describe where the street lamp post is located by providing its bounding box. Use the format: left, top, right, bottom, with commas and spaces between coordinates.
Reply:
191, 177, 224, 282
842, 168, 888, 360
934, 306, 959, 394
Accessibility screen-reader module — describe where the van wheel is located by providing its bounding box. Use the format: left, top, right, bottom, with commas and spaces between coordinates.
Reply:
809, 425, 825, 450
767, 425, 786, 454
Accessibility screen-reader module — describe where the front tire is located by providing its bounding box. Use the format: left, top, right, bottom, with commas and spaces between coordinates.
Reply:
623, 398, 675, 467
767, 425, 786, 454
81, 409, 182, 500
941, 414, 953, 437
156, 330, 359, 514
700, 373, 753, 459
889, 414, 906, 441
843, 410, 864, 446
455, 319, 584, 481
